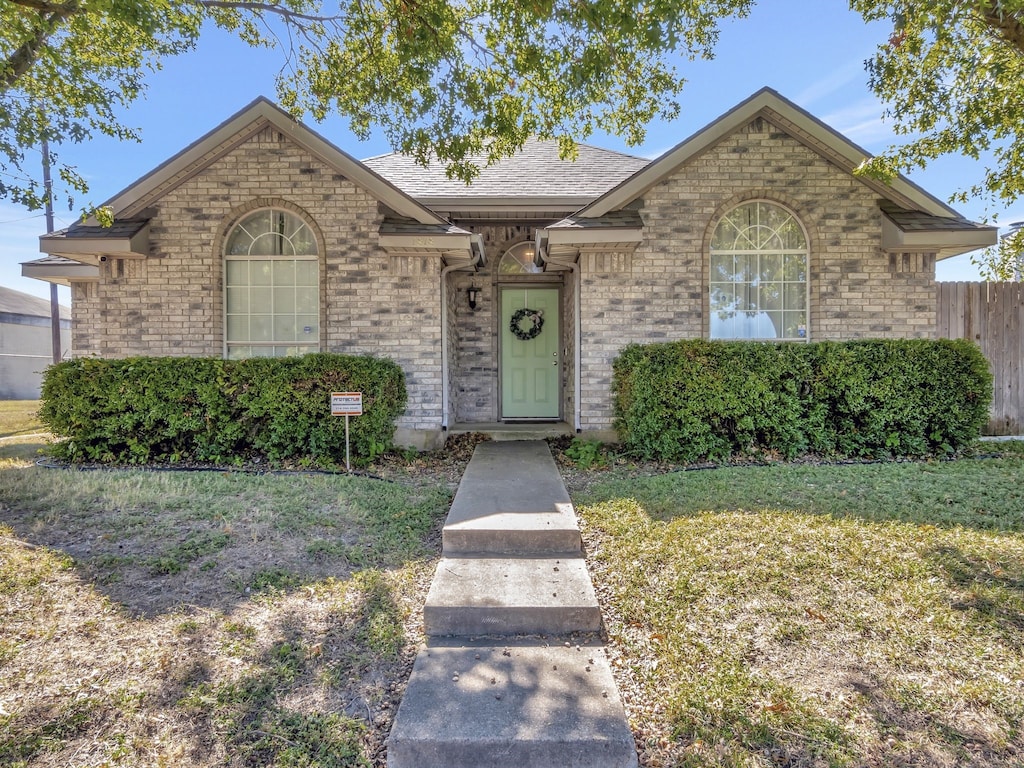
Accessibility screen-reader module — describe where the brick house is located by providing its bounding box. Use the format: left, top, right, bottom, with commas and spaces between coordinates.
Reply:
23, 88, 996, 448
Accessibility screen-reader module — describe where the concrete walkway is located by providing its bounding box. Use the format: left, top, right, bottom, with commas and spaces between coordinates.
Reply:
388, 441, 637, 768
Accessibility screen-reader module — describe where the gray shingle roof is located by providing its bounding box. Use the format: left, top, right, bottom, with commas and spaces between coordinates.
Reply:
363, 138, 650, 199
0, 285, 70, 319
547, 209, 644, 229
379, 218, 473, 235
879, 201, 989, 232
44, 218, 150, 240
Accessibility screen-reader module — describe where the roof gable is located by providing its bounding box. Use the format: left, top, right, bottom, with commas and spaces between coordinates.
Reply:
95, 97, 447, 226
580, 88, 964, 220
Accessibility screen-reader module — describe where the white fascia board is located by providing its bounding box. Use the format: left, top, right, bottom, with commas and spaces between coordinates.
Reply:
882, 216, 998, 259
378, 232, 476, 252
95, 99, 444, 226
22, 261, 100, 284
545, 227, 642, 246
39, 223, 150, 259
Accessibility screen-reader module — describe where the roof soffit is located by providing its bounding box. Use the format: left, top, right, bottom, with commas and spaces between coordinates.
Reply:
21, 257, 101, 285
98, 98, 446, 226
880, 215, 997, 259
580, 88, 964, 221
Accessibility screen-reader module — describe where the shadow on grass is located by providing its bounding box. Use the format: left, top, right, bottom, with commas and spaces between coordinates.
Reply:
0, 526, 417, 767
0, 459, 450, 618
0, 457, 451, 765
0, 440, 47, 462
837, 666, 1013, 766
927, 545, 1024, 652
574, 465, 1024, 766
175, 573, 407, 767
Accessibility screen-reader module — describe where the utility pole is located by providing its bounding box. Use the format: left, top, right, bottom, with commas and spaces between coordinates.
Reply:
41, 134, 61, 364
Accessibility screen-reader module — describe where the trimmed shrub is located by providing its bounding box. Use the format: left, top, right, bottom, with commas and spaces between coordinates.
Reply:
39, 353, 407, 466
612, 339, 992, 462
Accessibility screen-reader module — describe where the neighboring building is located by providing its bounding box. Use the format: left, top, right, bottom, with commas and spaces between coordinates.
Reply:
22, 89, 996, 446
0, 286, 70, 400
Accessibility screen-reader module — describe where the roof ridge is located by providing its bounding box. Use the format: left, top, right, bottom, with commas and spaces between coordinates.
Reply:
362, 137, 651, 165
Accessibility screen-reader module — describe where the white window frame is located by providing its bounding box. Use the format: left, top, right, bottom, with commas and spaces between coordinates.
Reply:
709, 200, 810, 342
223, 208, 320, 359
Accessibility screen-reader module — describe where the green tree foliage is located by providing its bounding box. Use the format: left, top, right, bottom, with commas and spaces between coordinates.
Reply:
851, 1, 1024, 273
973, 224, 1024, 279
4, 0, 1024, 238
0, 0, 753, 215
0, 0, 202, 214
853, 1, 1024, 205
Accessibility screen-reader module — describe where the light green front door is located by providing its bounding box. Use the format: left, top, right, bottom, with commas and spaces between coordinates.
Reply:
501, 287, 560, 419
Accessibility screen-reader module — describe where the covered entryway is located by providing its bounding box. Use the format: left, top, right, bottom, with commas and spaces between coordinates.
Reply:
500, 286, 560, 419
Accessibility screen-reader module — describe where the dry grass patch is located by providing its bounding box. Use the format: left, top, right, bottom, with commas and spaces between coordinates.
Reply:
0, 451, 453, 766
573, 455, 1024, 768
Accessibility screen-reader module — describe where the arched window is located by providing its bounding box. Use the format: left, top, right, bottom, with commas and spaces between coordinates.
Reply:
709, 201, 808, 340
224, 208, 319, 359
498, 241, 544, 274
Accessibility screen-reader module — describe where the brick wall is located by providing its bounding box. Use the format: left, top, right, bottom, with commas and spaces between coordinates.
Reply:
70, 125, 444, 433
577, 118, 937, 431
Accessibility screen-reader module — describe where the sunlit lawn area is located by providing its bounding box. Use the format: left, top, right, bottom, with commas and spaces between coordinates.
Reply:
0, 401, 43, 438
574, 452, 1024, 767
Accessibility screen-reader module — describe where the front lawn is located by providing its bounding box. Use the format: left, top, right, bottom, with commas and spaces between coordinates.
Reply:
0, 435, 453, 767
4, 393, 1024, 767
572, 454, 1024, 767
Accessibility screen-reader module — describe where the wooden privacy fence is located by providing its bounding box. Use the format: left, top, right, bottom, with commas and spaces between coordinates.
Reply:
937, 282, 1024, 435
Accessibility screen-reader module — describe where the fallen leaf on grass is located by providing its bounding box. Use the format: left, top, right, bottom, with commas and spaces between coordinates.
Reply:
804, 607, 827, 622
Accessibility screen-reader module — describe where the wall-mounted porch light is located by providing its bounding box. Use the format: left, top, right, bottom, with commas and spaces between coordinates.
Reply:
467, 285, 481, 310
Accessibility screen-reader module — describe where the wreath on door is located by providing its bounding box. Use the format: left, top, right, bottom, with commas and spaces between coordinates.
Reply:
510, 307, 544, 341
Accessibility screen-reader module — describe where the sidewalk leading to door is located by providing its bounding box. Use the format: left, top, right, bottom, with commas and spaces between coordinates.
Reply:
387, 441, 637, 768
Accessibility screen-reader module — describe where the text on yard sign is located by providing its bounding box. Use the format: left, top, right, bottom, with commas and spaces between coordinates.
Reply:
331, 392, 363, 416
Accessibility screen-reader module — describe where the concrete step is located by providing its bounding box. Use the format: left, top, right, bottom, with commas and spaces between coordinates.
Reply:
387, 642, 638, 768
424, 557, 602, 637
442, 441, 581, 556
448, 422, 575, 441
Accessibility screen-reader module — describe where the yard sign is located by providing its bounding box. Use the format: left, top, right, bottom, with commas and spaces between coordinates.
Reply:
331, 392, 363, 470
331, 392, 363, 416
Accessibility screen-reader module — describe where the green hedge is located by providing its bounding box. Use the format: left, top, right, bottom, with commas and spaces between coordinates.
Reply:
612, 339, 992, 462
39, 354, 407, 466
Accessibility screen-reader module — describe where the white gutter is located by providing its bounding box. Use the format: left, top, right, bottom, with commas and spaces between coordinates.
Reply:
535, 233, 582, 433
440, 235, 485, 430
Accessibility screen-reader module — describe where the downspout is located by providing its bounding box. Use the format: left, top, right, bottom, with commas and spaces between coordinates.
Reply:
535, 232, 582, 434
440, 235, 485, 431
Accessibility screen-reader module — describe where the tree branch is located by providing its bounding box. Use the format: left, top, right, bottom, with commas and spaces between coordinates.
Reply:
195, 0, 346, 25
981, 2, 1024, 55
1, 7, 79, 91
6, 0, 79, 12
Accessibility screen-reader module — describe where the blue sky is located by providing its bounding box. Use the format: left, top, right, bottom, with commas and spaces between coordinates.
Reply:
4, 0, 1023, 303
